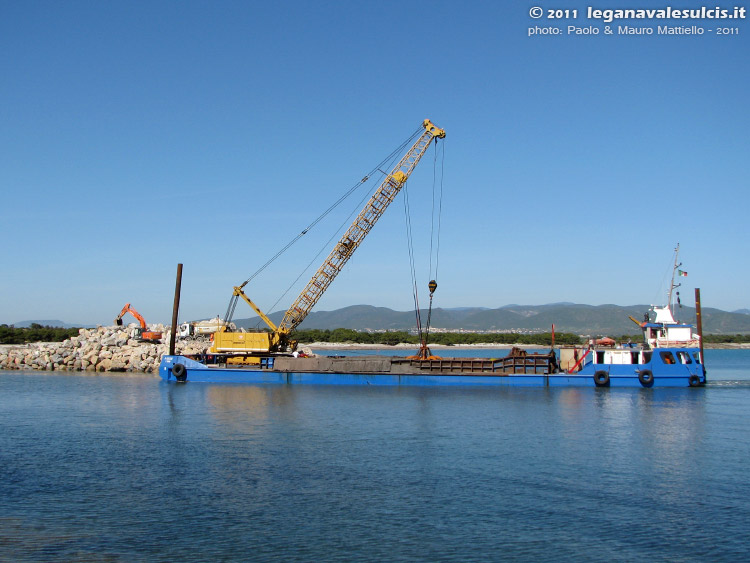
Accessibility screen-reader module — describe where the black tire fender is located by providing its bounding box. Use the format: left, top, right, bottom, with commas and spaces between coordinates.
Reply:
689, 374, 702, 387
172, 363, 187, 382
594, 370, 610, 387
638, 369, 654, 387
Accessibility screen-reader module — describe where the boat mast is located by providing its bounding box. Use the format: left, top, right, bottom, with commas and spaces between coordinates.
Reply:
695, 287, 705, 369
667, 243, 682, 315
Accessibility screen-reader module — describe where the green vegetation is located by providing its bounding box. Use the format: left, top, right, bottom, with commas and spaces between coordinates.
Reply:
0, 324, 81, 344
294, 329, 582, 347
599, 333, 750, 345
295, 329, 750, 346
430, 332, 582, 346
295, 328, 414, 345
702, 333, 750, 344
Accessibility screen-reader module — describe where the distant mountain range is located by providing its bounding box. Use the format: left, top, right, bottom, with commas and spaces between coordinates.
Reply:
12, 303, 750, 335
10, 320, 91, 329
233, 303, 750, 335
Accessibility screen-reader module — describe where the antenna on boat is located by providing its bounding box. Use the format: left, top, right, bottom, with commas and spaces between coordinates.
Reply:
668, 243, 682, 315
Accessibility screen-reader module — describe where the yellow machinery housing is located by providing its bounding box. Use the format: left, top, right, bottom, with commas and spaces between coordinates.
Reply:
213, 331, 273, 354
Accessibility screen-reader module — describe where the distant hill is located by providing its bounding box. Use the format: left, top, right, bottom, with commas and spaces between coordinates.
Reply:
11, 320, 89, 329
233, 303, 750, 335
15, 304, 750, 335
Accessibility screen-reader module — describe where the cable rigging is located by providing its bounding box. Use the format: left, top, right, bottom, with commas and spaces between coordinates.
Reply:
407, 138, 446, 360
224, 125, 424, 326
423, 140, 446, 351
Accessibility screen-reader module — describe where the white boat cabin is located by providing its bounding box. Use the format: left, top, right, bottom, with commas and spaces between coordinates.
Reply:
644, 305, 700, 348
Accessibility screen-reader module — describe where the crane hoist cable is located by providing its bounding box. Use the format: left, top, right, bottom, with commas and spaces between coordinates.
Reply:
264, 129, 426, 323
403, 179, 422, 339
407, 138, 445, 360
266, 174, 382, 322
214, 119, 445, 356
224, 125, 424, 325
241, 181, 374, 330
429, 137, 446, 282
423, 140, 446, 342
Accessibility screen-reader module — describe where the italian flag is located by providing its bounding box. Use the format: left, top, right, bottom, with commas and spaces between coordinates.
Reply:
678, 269, 688, 277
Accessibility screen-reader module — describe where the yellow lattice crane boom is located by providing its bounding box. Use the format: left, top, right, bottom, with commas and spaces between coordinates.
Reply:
279, 119, 445, 334
212, 119, 445, 358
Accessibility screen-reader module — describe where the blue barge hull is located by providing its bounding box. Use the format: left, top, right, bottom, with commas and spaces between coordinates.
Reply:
160, 352, 706, 388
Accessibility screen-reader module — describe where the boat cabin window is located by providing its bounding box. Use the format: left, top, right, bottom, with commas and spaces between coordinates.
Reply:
693, 352, 702, 364
642, 351, 652, 363
630, 352, 640, 364
676, 351, 692, 364
660, 351, 676, 364
596, 351, 606, 363
648, 328, 665, 339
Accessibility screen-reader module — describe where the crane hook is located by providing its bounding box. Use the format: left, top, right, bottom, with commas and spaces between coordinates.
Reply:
428, 280, 437, 296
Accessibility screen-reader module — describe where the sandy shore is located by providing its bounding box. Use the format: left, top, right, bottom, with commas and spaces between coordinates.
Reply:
305, 342, 750, 351
304, 342, 525, 351
3, 341, 748, 355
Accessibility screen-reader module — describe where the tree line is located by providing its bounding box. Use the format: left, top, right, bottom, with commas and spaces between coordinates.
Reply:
3, 324, 749, 346
294, 329, 583, 346
0, 324, 81, 344
295, 329, 750, 346
702, 334, 750, 344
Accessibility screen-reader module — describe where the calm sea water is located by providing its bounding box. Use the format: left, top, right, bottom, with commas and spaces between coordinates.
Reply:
1, 350, 749, 561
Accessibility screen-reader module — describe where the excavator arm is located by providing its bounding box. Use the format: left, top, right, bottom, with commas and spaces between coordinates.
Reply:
114, 303, 162, 342
115, 303, 147, 329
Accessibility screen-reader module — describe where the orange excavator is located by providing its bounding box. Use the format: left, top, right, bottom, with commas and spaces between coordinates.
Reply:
114, 303, 162, 342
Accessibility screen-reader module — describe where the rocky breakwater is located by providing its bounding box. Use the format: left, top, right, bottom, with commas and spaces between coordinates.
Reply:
0, 325, 207, 374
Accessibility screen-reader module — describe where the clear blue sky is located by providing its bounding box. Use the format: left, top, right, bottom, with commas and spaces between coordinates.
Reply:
1, 0, 748, 326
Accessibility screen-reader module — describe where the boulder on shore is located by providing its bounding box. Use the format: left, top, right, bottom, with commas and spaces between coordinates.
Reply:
0, 324, 208, 374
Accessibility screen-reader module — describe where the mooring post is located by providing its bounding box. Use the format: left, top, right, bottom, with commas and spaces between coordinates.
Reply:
695, 287, 705, 369
169, 263, 183, 356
